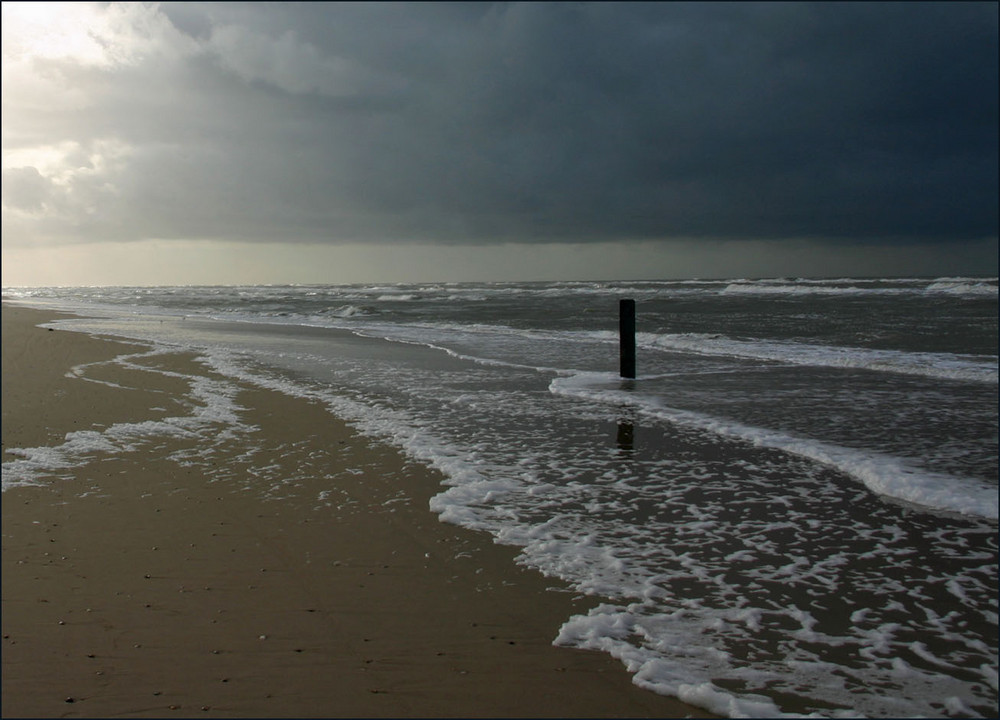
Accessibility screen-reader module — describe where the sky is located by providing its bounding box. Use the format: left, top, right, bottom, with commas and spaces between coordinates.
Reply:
2, 1, 997, 286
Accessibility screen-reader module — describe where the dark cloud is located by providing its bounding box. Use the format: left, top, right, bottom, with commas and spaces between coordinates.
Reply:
4, 2, 997, 248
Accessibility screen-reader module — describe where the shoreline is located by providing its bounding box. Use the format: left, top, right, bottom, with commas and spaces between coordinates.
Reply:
2, 303, 712, 718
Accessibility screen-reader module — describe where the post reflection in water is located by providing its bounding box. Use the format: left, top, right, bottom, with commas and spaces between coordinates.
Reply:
616, 419, 634, 453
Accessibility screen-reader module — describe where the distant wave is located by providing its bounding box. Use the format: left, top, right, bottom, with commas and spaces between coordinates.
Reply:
321, 304, 369, 318
637, 332, 998, 384
721, 278, 997, 297
722, 283, 875, 296
925, 279, 999, 296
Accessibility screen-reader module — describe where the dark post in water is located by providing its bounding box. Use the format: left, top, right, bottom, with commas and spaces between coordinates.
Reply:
620, 298, 636, 379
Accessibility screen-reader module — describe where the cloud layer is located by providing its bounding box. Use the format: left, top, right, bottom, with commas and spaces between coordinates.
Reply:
2, 2, 997, 251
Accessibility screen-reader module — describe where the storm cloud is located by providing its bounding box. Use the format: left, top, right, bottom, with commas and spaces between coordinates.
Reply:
2, 2, 997, 262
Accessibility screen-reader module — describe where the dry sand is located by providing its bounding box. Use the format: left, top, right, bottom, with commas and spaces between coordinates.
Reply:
2, 304, 712, 719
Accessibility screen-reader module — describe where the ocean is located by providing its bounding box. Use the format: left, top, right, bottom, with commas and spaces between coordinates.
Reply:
3, 276, 997, 717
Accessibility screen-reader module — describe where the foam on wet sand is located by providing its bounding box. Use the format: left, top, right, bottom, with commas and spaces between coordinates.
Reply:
1, 304, 711, 718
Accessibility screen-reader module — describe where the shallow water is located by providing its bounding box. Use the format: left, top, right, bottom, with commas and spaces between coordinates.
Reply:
4, 277, 997, 717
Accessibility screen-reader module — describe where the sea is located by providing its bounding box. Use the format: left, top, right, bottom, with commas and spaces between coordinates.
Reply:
3, 276, 998, 718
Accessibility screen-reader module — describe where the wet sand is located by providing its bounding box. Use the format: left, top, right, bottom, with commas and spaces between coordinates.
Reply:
2, 304, 712, 718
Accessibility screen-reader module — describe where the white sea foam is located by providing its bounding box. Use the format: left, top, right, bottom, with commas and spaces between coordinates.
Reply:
326, 304, 367, 318
1, 348, 251, 492
550, 372, 998, 520
925, 279, 1000, 296
638, 332, 997, 384
553, 604, 861, 718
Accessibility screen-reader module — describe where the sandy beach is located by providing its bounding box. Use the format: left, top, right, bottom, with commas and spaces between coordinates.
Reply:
2, 304, 711, 719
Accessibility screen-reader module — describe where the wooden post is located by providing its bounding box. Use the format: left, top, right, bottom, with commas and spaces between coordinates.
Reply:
620, 298, 636, 379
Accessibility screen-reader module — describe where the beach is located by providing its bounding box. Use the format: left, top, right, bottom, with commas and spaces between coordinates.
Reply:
2, 304, 712, 719
3, 279, 996, 718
